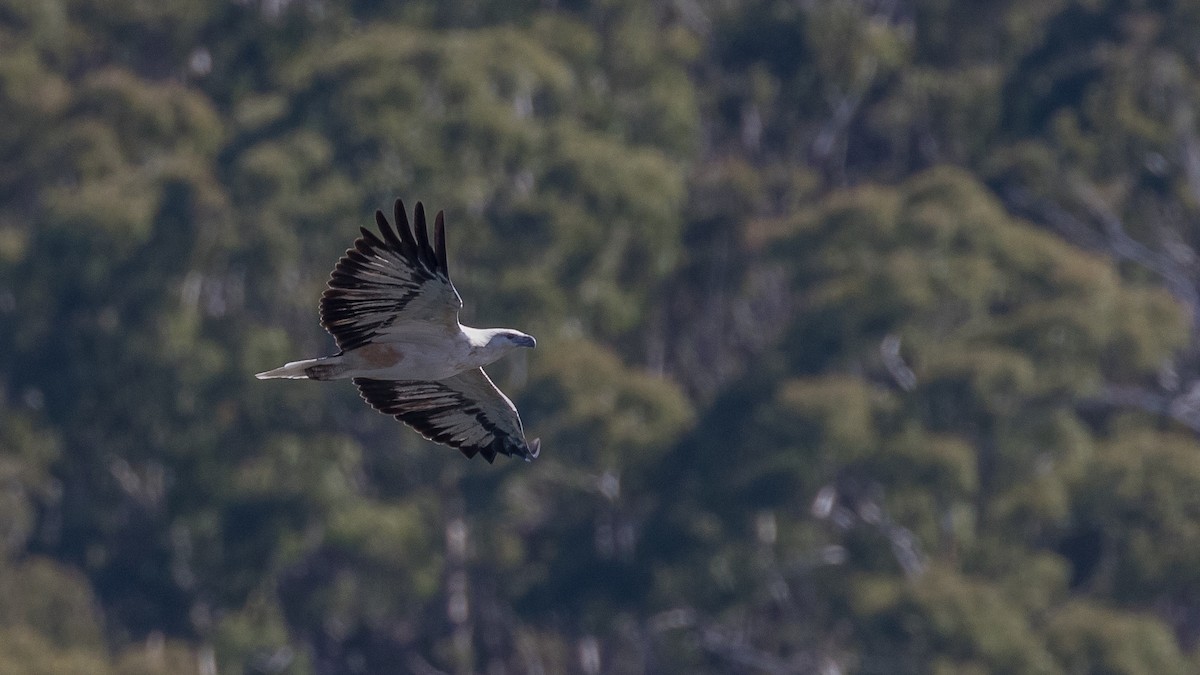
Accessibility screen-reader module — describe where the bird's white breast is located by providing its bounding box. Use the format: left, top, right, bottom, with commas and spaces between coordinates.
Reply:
341, 326, 492, 381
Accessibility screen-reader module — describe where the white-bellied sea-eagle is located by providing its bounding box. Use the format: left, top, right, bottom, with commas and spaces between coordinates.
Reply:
256, 200, 540, 462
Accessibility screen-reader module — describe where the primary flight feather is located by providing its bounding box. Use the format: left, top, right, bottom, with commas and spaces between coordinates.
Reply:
256, 199, 540, 463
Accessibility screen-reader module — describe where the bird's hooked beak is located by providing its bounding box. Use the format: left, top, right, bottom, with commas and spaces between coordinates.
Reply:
516, 334, 537, 349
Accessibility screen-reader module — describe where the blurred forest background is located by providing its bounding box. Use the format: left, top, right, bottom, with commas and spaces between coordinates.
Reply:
5, 0, 1200, 673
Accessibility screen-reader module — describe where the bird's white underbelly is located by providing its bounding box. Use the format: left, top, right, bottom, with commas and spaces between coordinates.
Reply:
341, 336, 479, 381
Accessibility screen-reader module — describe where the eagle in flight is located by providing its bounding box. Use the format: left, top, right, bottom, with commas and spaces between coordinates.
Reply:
257, 200, 540, 462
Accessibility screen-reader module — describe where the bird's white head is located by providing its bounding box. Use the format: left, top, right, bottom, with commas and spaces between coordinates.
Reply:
464, 327, 537, 365
487, 329, 536, 351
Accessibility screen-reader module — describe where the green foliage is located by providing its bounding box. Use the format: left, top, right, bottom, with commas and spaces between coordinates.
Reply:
0, 628, 111, 675
852, 567, 1059, 675
2, 0, 1200, 673
261, 16, 691, 338
1068, 428, 1200, 603
1046, 601, 1192, 675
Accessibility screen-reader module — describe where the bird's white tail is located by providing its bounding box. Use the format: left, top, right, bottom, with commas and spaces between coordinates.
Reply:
258, 353, 350, 380
255, 358, 321, 379
256, 355, 349, 380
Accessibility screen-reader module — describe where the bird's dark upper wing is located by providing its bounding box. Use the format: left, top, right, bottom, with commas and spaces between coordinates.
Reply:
320, 200, 462, 351
354, 369, 540, 462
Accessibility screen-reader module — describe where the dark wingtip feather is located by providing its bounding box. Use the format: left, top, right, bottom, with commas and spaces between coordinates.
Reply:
412, 202, 436, 270
413, 202, 429, 244
374, 210, 389, 235
376, 203, 404, 251
434, 211, 449, 277
393, 199, 417, 251
359, 226, 385, 249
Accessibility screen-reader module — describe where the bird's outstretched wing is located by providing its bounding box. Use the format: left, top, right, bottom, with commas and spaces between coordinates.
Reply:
354, 369, 541, 462
320, 200, 463, 351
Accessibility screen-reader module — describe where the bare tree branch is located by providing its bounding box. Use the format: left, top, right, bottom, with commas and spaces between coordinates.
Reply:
1087, 383, 1200, 433
1068, 178, 1200, 321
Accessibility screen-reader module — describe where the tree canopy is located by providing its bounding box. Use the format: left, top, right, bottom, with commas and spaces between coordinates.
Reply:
3, 0, 1200, 673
